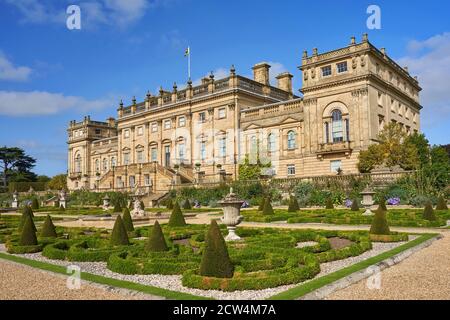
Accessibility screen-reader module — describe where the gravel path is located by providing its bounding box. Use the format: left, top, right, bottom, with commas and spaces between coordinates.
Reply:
0, 240, 408, 300
326, 231, 450, 300
0, 259, 144, 300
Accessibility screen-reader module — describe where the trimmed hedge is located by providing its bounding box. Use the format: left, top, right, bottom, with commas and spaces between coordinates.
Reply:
168, 202, 187, 227
40, 215, 57, 238
262, 198, 274, 215
370, 210, 390, 235
145, 220, 168, 252
110, 215, 130, 246
325, 198, 334, 209
351, 199, 359, 211
423, 201, 437, 221
199, 220, 233, 278
20, 215, 38, 246
436, 196, 448, 210
122, 208, 134, 232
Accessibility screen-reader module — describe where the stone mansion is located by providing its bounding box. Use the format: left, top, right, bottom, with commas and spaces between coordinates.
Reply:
67, 34, 421, 193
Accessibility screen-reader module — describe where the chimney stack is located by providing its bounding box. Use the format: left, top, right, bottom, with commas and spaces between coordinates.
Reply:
252, 62, 271, 86
276, 72, 293, 94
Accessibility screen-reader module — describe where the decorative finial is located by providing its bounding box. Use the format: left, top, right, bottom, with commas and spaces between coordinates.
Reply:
230, 64, 236, 75
173, 82, 177, 91
302, 50, 308, 58
350, 36, 356, 45
119, 99, 123, 109
362, 33, 368, 42
187, 78, 192, 86
312, 48, 318, 56
146, 91, 151, 100
209, 71, 214, 80
132, 96, 136, 105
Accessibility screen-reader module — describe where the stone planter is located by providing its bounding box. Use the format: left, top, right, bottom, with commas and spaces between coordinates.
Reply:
219, 188, 244, 241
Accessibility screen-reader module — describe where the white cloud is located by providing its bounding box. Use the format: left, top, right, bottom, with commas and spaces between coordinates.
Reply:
0, 51, 32, 82
0, 90, 113, 116
4, 0, 167, 28
397, 32, 450, 127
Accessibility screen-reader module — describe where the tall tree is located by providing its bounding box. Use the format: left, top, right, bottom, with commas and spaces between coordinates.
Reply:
0, 147, 36, 187
358, 123, 419, 172
47, 174, 67, 190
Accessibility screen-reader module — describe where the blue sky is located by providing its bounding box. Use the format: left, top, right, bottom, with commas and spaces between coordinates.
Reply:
0, 0, 449, 176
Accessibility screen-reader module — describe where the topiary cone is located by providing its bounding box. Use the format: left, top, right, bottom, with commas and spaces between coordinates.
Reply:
168, 202, 187, 227
436, 196, 448, 210
122, 208, 134, 232
351, 198, 359, 211
110, 215, 130, 246
145, 220, 168, 252
31, 198, 39, 210
262, 198, 274, 215
20, 215, 38, 246
423, 201, 437, 221
40, 215, 57, 238
258, 198, 266, 211
287, 196, 299, 212
199, 220, 234, 278
19, 206, 36, 233
325, 198, 334, 209
370, 209, 390, 235
183, 199, 192, 210
113, 202, 122, 213
377, 198, 387, 211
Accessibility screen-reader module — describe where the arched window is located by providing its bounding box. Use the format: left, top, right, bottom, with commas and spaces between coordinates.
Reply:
74, 154, 82, 173
267, 133, 275, 153
102, 158, 108, 171
331, 110, 343, 143
95, 159, 100, 172
287, 131, 296, 150
110, 157, 116, 168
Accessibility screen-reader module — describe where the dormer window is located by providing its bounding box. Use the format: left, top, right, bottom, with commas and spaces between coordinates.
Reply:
322, 66, 332, 77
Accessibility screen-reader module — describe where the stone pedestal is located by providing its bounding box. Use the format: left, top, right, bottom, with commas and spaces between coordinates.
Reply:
360, 187, 375, 216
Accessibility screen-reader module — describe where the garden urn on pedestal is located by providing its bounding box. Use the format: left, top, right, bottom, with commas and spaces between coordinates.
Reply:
102, 195, 110, 211
12, 191, 19, 208
360, 186, 376, 216
219, 188, 244, 241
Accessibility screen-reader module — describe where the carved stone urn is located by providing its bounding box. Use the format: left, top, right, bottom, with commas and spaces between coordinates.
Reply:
219, 188, 244, 241
360, 186, 376, 216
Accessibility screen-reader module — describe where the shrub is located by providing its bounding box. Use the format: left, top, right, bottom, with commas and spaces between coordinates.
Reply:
436, 196, 448, 210
325, 198, 334, 209
145, 220, 168, 252
140, 200, 145, 210
122, 208, 134, 232
19, 206, 36, 232
110, 215, 129, 246
351, 198, 359, 211
287, 196, 300, 212
258, 198, 266, 211
262, 198, 274, 215
31, 198, 39, 210
168, 202, 187, 227
369, 210, 390, 235
183, 199, 192, 210
113, 202, 122, 213
166, 199, 174, 209
423, 201, 436, 221
40, 215, 57, 238
20, 215, 38, 246
377, 198, 387, 211
199, 220, 233, 278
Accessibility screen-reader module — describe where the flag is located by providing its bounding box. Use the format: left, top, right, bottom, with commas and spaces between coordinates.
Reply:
184, 47, 190, 57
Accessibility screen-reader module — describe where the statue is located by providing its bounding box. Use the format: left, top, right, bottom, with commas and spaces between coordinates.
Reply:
12, 191, 19, 208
